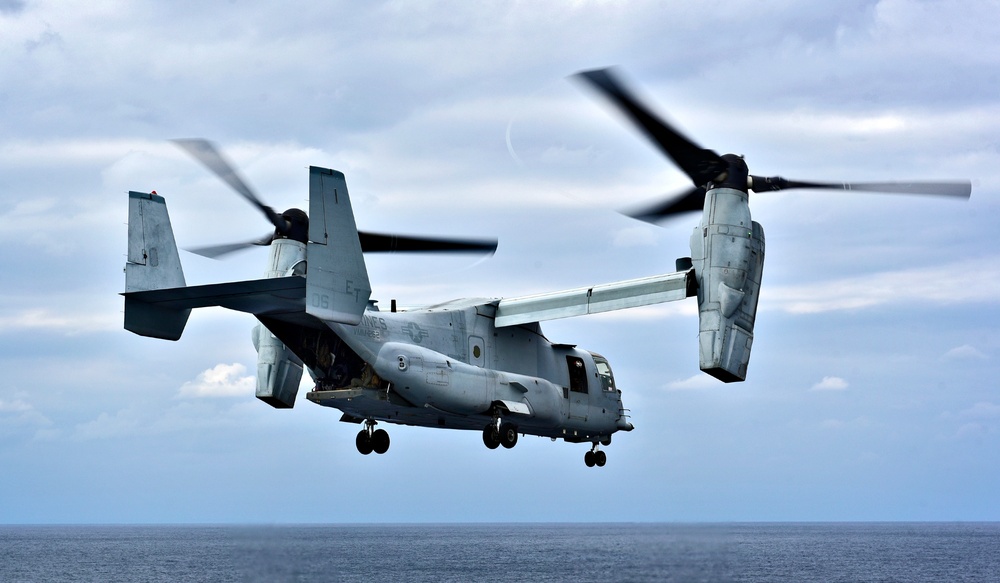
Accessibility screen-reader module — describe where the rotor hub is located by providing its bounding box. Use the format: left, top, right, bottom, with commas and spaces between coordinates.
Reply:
709, 154, 749, 193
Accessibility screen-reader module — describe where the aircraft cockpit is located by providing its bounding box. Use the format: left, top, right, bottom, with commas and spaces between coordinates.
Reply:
591, 353, 616, 392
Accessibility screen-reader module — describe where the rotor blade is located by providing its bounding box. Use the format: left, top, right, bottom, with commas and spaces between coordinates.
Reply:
749, 176, 972, 198
623, 186, 707, 223
358, 231, 498, 254
575, 68, 728, 187
186, 234, 273, 259
172, 138, 289, 232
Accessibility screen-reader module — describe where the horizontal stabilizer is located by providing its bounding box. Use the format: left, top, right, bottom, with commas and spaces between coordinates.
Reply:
122, 276, 322, 328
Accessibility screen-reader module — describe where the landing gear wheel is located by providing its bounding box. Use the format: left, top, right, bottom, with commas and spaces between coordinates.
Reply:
584, 443, 607, 468
356, 429, 373, 455
499, 422, 518, 449
483, 424, 501, 449
371, 429, 390, 454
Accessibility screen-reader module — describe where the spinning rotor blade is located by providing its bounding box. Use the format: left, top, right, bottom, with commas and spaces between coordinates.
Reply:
186, 234, 274, 259
624, 179, 972, 223
172, 138, 290, 235
173, 139, 497, 259
625, 186, 707, 223
359, 232, 498, 254
576, 67, 972, 225
575, 67, 728, 188
188, 231, 496, 259
748, 176, 972, 198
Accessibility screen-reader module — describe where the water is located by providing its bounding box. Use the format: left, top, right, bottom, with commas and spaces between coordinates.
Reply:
1, 523, 998, 582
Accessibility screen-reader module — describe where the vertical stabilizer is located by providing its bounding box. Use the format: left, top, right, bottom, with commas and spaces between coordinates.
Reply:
124, 191, 190, 340
305, 167, 370, 325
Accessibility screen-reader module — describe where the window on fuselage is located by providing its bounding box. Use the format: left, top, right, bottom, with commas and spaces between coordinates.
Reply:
567, 355, 588, 393
594, 356, 615, 392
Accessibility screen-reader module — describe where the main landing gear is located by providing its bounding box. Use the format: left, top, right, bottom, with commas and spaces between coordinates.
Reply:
482, 416, 518, 450
584, 443, 607, 468
356, 419, 390, 455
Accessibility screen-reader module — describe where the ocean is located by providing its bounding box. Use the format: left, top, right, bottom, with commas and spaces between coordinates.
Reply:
1, 523, 998, 582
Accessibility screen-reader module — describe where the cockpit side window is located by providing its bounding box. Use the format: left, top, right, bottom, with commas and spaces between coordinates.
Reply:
594, 356, 615, 392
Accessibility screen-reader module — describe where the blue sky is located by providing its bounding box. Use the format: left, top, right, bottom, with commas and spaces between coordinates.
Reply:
1, 0, 998, 523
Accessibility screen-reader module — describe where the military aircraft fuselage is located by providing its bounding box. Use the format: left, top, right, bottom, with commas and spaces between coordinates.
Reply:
305, 298, 629, 442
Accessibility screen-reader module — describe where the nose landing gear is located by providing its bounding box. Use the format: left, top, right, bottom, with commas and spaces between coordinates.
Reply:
356, 419, 390, 455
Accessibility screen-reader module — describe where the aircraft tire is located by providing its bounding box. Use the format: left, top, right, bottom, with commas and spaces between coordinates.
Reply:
356, 430, 373, 455
483, 425, 501, 449
499, 423, 518, 449
595, 450, 607, 467
584, 450, 596, 467
372, 429, 390, 454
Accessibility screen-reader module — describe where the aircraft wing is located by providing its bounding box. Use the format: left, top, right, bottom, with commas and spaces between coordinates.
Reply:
494, 269, 695, 327
122, 276, 322, 328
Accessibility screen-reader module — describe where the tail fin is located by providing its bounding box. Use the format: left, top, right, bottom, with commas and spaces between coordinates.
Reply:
124, 191, 190, 340
305, 167, 370, 325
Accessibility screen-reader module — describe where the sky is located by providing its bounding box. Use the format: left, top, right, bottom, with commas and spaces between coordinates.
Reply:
1, 0, 999, 524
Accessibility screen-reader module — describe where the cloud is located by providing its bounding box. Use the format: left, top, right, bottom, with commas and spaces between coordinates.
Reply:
820, 418, 846, 430
178, 363, 255, 398
956, 401, 1000, 420
0, 395, 52, 429
612, 225, 659, 248
0, 307, 119, 335
0, 397, 32, 412
943, 345, 988, 361
664, 374, 720, 391
942, 402, 1000, 440
74, 409, 142, 440
811, 376, 849, 391
763, 256, 1000, 314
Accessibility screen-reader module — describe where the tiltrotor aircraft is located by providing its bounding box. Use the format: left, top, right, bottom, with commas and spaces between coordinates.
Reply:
122, 68, 970, 467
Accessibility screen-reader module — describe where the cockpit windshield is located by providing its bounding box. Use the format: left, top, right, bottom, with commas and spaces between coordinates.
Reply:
592, 354, 616, 392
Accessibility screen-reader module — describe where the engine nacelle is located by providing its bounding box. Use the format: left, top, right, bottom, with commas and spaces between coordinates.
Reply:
690, 186, 765, 382
251, 238, 307, 408
252, 323, 304, 408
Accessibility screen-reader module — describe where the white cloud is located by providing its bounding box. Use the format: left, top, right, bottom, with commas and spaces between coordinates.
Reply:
74, 409, 141, 440
763, 256, 1000, 314
943, 345, 988, 361
0, 395, 53, 435
664, 373, 721, 391
811, 376, 849, 391
957, 401, 1000, 420
0, 307, 119, 335
955, 422, 989, 439
178, 363, 255, 398
612, 225, 659, 248
0, 398, 32, 413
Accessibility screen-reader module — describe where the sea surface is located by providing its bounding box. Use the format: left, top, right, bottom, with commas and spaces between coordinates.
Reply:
1, 522, 998, 582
